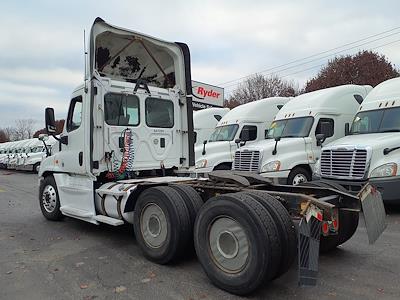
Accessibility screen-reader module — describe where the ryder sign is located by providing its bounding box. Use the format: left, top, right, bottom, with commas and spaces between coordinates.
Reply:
192, 80, 224, 110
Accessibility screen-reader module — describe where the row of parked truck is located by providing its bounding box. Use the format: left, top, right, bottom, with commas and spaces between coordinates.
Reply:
0, 137, 56, 172
194, 78, 400, 203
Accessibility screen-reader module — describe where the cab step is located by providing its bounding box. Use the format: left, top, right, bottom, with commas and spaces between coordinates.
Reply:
93, 215, 124, 226
60, 206, 93, 218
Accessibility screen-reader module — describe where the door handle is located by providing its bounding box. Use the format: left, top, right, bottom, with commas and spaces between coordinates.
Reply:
79, 152, 83, 166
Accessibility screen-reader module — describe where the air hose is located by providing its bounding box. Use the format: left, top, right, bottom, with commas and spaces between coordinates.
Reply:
106, 128, 135, 180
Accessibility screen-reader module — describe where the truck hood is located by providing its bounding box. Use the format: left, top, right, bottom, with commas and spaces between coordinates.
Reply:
325, 133, 400, 151
195, 141, 231, 161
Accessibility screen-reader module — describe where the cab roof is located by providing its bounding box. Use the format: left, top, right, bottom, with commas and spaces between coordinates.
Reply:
358, 77, 400, 111
217, 97, 291, 126
275, 85, 371, 120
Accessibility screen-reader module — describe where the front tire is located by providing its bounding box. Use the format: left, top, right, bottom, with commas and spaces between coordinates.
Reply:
287, 167, 311, 185
39, 176, 63, 221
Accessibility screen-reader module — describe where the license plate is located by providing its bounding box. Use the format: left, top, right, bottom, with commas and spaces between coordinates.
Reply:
359, 184, 387, 244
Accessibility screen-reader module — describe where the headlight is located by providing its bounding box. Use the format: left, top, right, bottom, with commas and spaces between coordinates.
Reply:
261, 160, 281, 172
313, 159, 321, 175
370, 163, 397, 178
195, 159, 207, 169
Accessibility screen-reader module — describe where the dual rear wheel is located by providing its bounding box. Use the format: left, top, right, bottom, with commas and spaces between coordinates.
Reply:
133, 187, 297, 295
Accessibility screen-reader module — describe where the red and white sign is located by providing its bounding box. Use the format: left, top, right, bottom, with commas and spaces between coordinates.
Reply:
192, 80, 224, 110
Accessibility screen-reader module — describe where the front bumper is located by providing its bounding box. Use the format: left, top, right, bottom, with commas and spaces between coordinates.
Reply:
314, 175, 400, 203
259, 170, 290, 184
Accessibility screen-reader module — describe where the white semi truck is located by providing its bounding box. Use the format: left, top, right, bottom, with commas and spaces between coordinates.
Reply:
195, 97, 291, 173
193, 107, 229, 147
233, 85, 372, 185
37, 18, 386, 295
314, 77, 400, 203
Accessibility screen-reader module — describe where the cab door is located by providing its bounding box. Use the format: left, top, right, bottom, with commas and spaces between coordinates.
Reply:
58, 93, 86, 174
308, 117, 335, 164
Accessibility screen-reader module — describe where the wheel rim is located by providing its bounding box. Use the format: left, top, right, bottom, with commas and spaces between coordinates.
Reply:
42, 185, 57, 213
292, 173, 308, 185
208, 216, 249, 273
140, 203, 167, 248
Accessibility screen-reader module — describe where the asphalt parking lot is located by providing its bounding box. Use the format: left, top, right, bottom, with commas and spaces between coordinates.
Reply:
0, 170, 399, 300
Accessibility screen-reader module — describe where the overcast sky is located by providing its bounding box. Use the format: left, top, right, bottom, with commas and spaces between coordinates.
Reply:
1, 0, 400, 130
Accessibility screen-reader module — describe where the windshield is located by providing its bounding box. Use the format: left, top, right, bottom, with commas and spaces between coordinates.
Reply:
350, 107, 400, 134
209, 124, 239, 142
267, 117, 314, 139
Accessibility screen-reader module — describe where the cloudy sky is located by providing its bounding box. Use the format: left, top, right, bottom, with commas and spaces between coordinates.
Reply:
1, 0, 400, 130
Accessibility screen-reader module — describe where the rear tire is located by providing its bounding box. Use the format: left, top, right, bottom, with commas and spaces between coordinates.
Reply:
287, 167, 311, 185
39, 176, 63, 221
169, 184, 203, 228
194, 193, 281, 295
133, 186, 191, 264
243, 191, 297, 278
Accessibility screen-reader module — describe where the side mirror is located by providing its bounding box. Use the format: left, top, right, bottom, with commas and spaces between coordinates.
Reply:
316, 133, 326, 146
345, 123, 350, 136
38, 134, 49, 142
45, 107, 56, 134
235, 138, 245, 147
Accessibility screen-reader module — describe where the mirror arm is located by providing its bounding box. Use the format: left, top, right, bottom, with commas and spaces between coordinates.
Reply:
272, 140, 279, 155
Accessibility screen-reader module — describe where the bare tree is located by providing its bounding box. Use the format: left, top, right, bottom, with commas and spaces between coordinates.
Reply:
0, 129, 9, 143
3, 127, 16, 141
225, 74, 300, 108
14, 119, 37, 140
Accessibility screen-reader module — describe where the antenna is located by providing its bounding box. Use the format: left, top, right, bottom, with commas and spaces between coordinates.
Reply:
83, 29, 88, 93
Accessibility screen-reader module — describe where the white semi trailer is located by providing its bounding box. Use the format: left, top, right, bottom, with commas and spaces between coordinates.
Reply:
314, 77, 400, 203
38, 18, 386, 295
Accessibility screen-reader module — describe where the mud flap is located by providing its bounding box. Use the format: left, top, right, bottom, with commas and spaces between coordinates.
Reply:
298, 210, 322, 286
359, 184, 387, 244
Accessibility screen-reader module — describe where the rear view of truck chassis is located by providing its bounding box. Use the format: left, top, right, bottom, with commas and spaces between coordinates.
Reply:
39, 170, 386, 295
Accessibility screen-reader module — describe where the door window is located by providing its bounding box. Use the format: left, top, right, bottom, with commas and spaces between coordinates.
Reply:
315, 118, 334, 138
67, 96, 83, 132
240, 125, 258, 141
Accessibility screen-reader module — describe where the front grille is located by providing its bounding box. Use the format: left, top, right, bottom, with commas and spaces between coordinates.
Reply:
320, 148, 368, 179
233, 150, 260, 172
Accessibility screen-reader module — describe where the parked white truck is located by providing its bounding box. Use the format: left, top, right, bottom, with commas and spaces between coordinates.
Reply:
195, 97, 291, 173
37, 18, 386, 295
233, 85, 372, 185
193, 107, 229, 147
314, 77, 400, 203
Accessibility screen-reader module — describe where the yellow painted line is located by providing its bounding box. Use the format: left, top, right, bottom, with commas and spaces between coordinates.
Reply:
0, 188, 5, 192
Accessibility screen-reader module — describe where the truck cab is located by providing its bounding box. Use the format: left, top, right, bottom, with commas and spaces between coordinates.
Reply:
193, 107, 229, 147
314, 77, 400, 203
233, 85, 371, 185
194, 97, 291, 173
39, 18, 193, 222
